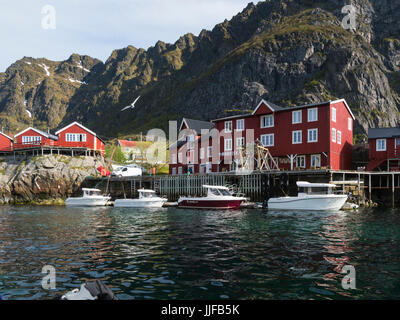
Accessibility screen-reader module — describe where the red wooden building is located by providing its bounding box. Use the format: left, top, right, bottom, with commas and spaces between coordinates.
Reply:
14, 127, 58, 149
55, 122, 105, 155
213, 99, 354, 171
367, 127, 400, 171
170, 99, 355, 174
0, 132, 13, 152
169, 118, 215, 175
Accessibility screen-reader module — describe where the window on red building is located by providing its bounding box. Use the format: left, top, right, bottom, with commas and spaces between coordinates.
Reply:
292, 110, 302, 124
261, 115, 274, 128
308, 108, 318, 122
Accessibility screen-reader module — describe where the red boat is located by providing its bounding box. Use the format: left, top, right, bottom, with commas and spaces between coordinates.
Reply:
177, 185, 247, 210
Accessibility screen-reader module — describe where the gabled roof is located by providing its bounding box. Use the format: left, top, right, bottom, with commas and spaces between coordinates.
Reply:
14, 127, 58, 140
55, 121, 97, 136
179, 118, 215, 134
249, 98, 355, 120
252, 99, 285, 115
368, 127, 400, 139
330, 99, 356, 120
118, 140, 137, 148
168, 140, 187, 150
0, 132, 13, 141
211, 113, 252, 122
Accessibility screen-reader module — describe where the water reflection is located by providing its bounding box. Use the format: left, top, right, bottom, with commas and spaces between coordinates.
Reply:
0, 206, 399, 300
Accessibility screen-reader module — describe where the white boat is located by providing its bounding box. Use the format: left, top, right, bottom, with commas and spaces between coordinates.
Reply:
178, 185, 247, 210
268, 181, 348, 211
114, 189, 167, 208
66, 188, 111, 207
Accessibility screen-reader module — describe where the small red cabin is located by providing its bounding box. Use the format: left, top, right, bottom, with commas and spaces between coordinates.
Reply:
0, 132, 13, 152
14, 127, 58, 149
367, 127, 400, 171
55, 122, 105, 155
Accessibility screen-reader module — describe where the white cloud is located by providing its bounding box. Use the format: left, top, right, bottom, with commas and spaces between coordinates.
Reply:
0, 0, 252, 71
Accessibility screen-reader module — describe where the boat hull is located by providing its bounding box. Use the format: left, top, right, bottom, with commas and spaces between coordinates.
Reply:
114, 198, 167, 208
65, 197, 110, 207
177, 199, 244, 210
268, 195, 348, 211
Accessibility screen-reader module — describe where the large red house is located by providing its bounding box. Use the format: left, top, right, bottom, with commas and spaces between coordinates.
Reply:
14, 127, 58, 149
169, 118, 215, 175
169, 99, 355, 174
0, 132, 13, 152
367, 127, 400, 171
55, 122, 105, 155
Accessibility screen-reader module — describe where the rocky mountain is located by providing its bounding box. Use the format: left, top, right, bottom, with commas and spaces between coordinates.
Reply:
1, 0, 400, 141
0, 54, 101, 133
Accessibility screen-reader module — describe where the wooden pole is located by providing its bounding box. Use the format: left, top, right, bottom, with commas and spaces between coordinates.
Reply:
369, 174, 372, 204
392, 173, 395, 209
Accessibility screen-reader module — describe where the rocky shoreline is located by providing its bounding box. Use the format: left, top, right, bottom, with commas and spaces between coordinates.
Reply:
0, 154, 105, 205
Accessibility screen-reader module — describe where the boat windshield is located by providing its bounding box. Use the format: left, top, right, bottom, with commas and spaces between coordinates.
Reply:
298, 187, 333, 195
208, 188, 231, 196
219, 189, 232, 196
85, 190, 102, 196
141, 192, 157, 198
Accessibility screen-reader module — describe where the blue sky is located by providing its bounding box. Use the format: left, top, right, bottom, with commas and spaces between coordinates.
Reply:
0, 0, 253, 71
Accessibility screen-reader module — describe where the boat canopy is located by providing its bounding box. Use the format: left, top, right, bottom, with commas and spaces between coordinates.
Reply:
296, 181, 337, 188
202, 185, 229, 190
82, 188, 102, 192
138, 189, 156, 193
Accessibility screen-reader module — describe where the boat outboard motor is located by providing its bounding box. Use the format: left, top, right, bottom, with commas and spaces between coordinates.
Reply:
59, 280, 117, 300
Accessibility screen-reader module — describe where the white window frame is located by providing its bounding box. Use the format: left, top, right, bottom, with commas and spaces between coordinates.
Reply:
348, 118, 352, 131
66, 133, 87, 142
337, 130, 342, 145
308, 129, 318, 143
260, 114, 274, 128
332, 107, 336, 122
292, 110, 302, 124
225, 121, 232, 133
261, 134, 274, 147
236, 137, 245, 148
200, 162, 212, 174
172, 167, 177, 175
178, 152, 183, 163
332, 128, 337, 143
236, 119, 244, 131
311, 154, 321, 168
224, 138, 232, 151
200, 147, 205, 160
296, 155, 306, 168
292, 130, 302, 144
207, 146, 212, 158
188, 150, 194, 164
22, 136, 42, 144
308, 108, 318, 122
171, 154, 177, 164
376, 139, 386, 151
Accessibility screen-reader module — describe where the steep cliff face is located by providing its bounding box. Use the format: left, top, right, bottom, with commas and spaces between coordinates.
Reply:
0, 54, 102, 133
0, 0, 399, 139
0, 155, 105, 204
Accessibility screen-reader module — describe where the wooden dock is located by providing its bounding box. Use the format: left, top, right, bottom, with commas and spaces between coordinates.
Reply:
80, 169, 400, 207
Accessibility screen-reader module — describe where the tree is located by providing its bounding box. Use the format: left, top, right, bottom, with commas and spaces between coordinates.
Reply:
105, 144, 126, 164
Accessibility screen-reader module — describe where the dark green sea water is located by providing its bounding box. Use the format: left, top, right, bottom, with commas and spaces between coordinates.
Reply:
0, 206, 399, 300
